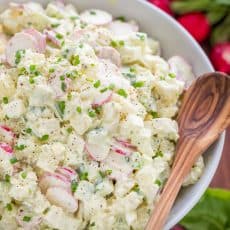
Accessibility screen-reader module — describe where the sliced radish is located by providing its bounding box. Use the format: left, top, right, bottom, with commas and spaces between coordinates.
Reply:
44, 30, 62, 48
80, 9, 112, 26
5, 32, 38, 66
115, 138, 137, 150
168, 56, 195, 88
97, 46, 121, 67
85, 143, 110, 162
46, 187, 78, 213
39, 172, 71, 193
56, 167, 77, 181
0, 125, 15, 145
92, 91, 113, 108
107, 20, 139, 36
0, 142, 13, 156
24, 28, 46, 53
111, 138, 136, 156
16, 210, 42, 229
101, 152, 132, 180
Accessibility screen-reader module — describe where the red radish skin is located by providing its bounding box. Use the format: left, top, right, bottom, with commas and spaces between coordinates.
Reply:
24, 28, 46, 53
85, 143, 109, 162
56, 167, 77, 181
210, 43, 230, 74
148, 0, 173, 15
171, 225, 185, 230
115, 138, 137, 150
44, 30, 62, 47
177, 13, 211, 43
0, 125, 15, 145
0, 142, 13, 155
92, 91, 113, 108
39, 172, 71, 193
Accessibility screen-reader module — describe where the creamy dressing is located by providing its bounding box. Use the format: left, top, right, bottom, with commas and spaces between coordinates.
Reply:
0, 2, 204, 230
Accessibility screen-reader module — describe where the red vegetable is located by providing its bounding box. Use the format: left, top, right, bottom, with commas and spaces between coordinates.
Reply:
148, 0, 173, 15
210, 42, 230, 74
171, 225, 185, 230
177, 13, 211, 43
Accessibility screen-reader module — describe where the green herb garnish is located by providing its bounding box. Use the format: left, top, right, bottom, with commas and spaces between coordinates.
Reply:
76, 106, 82, 114
39, 134, 49, 141
70, 55, 80, 66
23, 216, 31, 222
132, 81, 144, 88
94, 80, 101, 88
117, 89, 128, 98
71, 180, 78, 193
79, 171, 88, 180
88, 109, 96, 118
2, 97, 8, 104
21, 172, 27, 179
10, 157, 18, 164
15, 145, 26, 151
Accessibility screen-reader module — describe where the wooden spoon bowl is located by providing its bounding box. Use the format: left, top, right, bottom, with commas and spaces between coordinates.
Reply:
146, 72, 230, 230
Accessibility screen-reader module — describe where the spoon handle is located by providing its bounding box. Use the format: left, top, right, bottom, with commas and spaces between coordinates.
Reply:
145, 136, 198, 230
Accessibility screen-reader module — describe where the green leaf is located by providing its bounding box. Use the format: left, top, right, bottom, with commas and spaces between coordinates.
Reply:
211, 14, 230, 45
180, 188, 230, 230
171, 0, 211, 14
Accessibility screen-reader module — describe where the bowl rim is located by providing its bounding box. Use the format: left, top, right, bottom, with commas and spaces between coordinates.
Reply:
136, 1, 224, 229
0, 0, 224, 229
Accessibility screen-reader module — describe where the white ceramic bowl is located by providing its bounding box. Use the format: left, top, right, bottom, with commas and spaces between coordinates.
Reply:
0, 0, 225, 229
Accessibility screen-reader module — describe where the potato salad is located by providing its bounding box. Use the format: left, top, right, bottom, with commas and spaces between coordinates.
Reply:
0, 2, 204, 230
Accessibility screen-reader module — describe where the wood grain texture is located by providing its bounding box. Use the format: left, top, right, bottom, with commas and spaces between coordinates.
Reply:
146, 72, 230, 230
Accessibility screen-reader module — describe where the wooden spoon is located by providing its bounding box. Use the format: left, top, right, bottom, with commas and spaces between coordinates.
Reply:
146, 72, 230, 230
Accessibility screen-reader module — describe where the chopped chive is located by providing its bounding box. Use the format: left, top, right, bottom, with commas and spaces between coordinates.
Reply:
10, 157, 18, 164
70, 55, 80, 66
5, 174, 10, 183
39, 134, 49, 141
119, 40, 125, 46
76, 106, 82, 114
15, 50, 25, 65
51, 23, 60, 28
150, 111, 159, 119
29, 64, 36, 72
71, 180, 78, 193
2, 97, 8, 104
169, 73, 176, 78
67, 93, 72, 101
136, 33, 146, 41
132, 81, 144, 88
116, 16, 126, 22
153, 150, 163, 158
117, 89, 128, 98
132, 184, 140, 193
61, 82, 67, 92
108, 84, 115, 90
49, 68, 55, 73
21, 172, 27, 179
130, 67, 136, 73
88, 109, 96, 118
100, 87, 108, 93
67, 127, 73, 134
56, 33, 63, 39
26, 128, 32, 134
29, 77, 35, 84
15, 145, 26, 151
99, 169, 112, 178
90, 10, 96, 15
110, 40, 117, 48
160, 76, 165, 81
23, 216, 31, 222
60, 75, 65, 81
6, 203, 13, 211
79, 44, 84, 48
155, 179, 162, 186
56, 101, 65, 116
93, 80, 101, 88
79, 171, 88, 180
